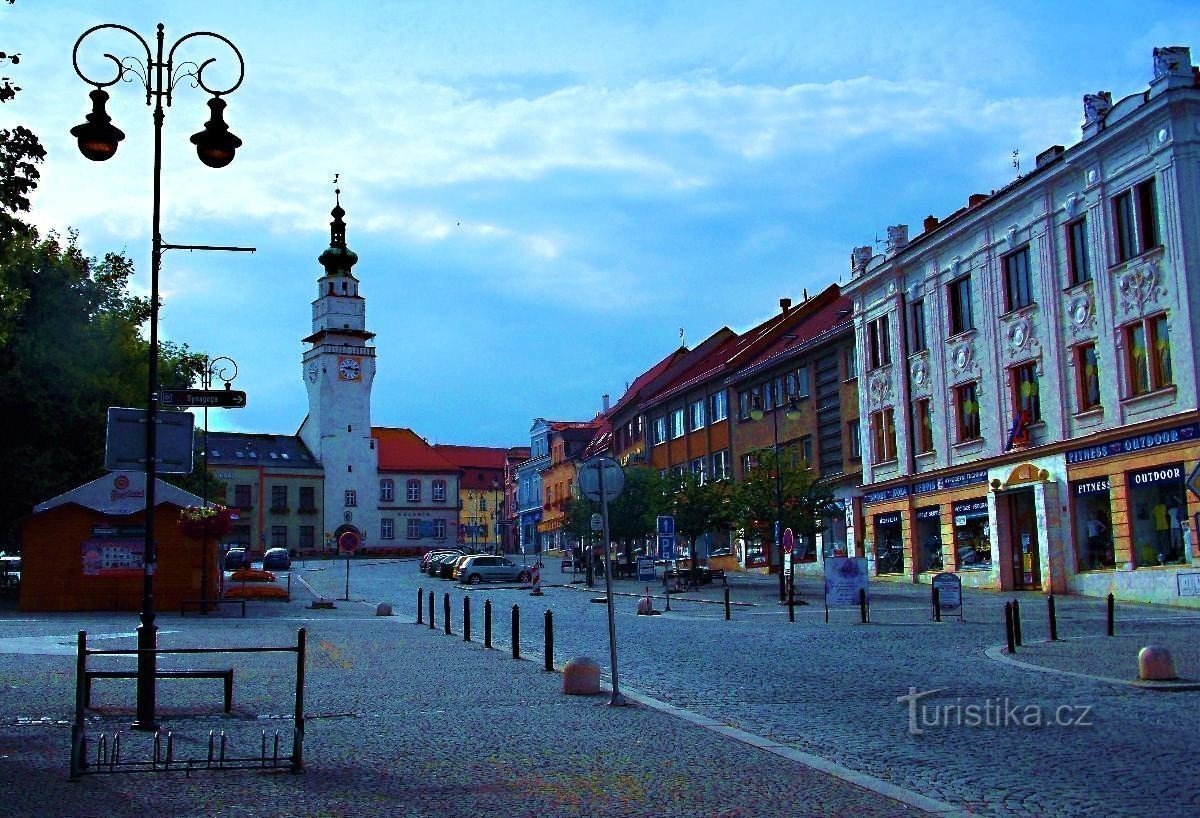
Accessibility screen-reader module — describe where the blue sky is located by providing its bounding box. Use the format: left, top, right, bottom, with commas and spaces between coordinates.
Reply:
6, 1, 1200, 448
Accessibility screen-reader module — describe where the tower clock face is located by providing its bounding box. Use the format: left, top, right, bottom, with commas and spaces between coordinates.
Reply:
307, 363, 319, 383
338, 357, 362, 381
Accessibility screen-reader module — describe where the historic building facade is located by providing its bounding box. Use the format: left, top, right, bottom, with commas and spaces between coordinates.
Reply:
840, 46, 1200, 604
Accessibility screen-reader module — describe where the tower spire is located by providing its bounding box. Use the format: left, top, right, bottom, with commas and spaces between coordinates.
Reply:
318, 172, 358, 275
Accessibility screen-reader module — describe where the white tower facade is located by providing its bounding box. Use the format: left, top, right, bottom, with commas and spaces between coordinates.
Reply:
298, 193, 379, 550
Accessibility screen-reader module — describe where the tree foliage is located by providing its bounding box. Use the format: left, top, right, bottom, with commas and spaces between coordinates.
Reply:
669, 470, 734, 553
733, 448, 838, 561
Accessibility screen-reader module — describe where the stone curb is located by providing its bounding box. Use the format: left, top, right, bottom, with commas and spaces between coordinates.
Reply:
984, 639, 1200, 691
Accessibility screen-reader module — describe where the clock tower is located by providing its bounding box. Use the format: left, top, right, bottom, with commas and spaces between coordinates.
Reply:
298, 190, 378, 548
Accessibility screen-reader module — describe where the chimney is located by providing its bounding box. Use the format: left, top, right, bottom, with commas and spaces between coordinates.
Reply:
1081, 92, 1112, 138
923, 214, 939, 233
1035, 145, 1064, 168
967, 193, 989, 208
850, 245, 873, 277
802, 288, 809, 302
780, 297, 792, 314
885, 225, 909, 258
602, 394, 610, 413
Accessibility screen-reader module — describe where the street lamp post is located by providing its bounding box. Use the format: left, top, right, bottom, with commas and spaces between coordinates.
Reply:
749, 385, 801, 602
199, 355, 238, 615
71, 22, 250, 731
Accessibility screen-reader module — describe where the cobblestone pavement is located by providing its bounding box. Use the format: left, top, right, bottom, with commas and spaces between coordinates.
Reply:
0, 583, 931, 818
301, 559, 1200, 818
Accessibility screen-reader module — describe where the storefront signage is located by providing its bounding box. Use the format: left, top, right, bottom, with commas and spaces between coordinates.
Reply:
874, 512, 902, 527
951, 498, 988, 524
863, 486, 909, 504
1178, 573, 1200, 597
1073, 478, 1111, 496
912, 470, 989, 494
1066, 423, 1199, 465
915, 506, 941, 521
1128, 463, 1184, 487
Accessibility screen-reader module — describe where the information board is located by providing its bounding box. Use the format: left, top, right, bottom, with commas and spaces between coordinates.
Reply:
637, 556, 656, 582
823, 557, 869, 608
931, 571, 963, 618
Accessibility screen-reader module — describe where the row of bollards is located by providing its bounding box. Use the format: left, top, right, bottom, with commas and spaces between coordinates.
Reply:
417, 587, 533, 661
1003, 592, 1117, 653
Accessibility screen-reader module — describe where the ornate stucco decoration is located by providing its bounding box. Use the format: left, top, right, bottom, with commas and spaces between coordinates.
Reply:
1063, 192, 1084, 219
1117, 256, 1166, 316
910, 355, 931, 396
1001, 312, 1043, 366
1006, 224, 1019, 247
867, 369, 894, 409
1066, 288, 1097, 338
949, 340, 980, 381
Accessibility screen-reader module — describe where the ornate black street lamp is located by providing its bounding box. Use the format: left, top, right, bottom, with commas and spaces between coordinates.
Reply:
71, 22, 250, 731
198, 356, 238, 615
750, 386, 801, 602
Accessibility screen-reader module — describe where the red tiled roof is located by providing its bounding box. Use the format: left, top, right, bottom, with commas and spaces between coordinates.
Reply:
432, 445, 508, 470
372, 427, 459, 472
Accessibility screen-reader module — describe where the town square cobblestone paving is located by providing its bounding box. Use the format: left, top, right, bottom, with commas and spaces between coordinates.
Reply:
1, 558, 1196, 816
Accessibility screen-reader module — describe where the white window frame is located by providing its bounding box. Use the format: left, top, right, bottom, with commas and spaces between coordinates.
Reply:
381, 518, 394, 540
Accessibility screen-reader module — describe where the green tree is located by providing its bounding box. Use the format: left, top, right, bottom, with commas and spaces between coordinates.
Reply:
0, 230, 204, 547
669, 471, 734, 576
607, 466, 672, 551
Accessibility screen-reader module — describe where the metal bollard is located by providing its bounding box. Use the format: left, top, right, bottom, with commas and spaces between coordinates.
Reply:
511, 605, 521, 660
1107, 593, 1115, 636
1047, 595, 1058, 641
859, 587, 868, 623
417, 588, 424, 625
443, 592, 451, 635
1012, 599, 1022, 647
544, 610, 554, 672
1004, 601, 1016, 653
484, 599, 493, 649
428, 589, 435, 630
788, 585, 795, 622
933, 586, 941, 622
724, 586, 731, 621
463, 596, 472, 642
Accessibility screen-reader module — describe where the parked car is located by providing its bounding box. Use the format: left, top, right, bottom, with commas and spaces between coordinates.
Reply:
262, 548, 291, 570
421, 549, 461, 573
223, 548, 251, 570
457, 555, 531, 585
441, 554, 471, 580
428, 552, 460, 576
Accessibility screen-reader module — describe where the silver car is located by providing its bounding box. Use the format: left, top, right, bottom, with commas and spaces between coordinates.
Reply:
457, 556, 531, 585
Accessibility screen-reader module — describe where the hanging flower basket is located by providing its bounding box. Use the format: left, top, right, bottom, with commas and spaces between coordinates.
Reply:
178, 505, 234, 540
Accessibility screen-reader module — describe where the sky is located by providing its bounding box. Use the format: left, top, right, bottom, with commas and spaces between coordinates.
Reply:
5, 1, 1200, 449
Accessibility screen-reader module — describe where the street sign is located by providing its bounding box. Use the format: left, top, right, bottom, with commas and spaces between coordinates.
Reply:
338, 530, 360, 555
104, 407, 195, 473
637, 556, 656, 582
1187, 461, 1200, 501
658, 533, 675, 560
657, 515, 674, 535
590, 513, 603, 532
782, 527, 795, 555
578, 456, 624, 502
158, 388, 247, 408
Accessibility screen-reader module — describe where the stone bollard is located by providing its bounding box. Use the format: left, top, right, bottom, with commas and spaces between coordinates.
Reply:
375, 602, 393, 617
562, 657, 602, 696
1138, 645, 1178, 681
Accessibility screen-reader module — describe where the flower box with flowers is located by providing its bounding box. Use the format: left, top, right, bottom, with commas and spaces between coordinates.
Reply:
178, 505, 234, 540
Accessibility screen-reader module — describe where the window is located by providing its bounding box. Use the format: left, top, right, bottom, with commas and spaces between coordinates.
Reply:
796, 365, 811, 399
230, 525, 251, 547
234, 484, 253, 508
381, 518, 394, 540
741, 453, 755, 478
712, 449, 731, 480
432, 480, 447, 502
1113, 178, 1159, 263
299, 486, 316, 512
1127, 464, 1188, 566
433, 519, 446, 539
948, 276, 974, 335
952, 498, 991, 570
670, 408, 685, 439
270, 525, 287, 548
799, 435, 813, 467
406, 519, 421, 539
847, 420, 861, 461
914, 398, 934, 454
270, 485, 288, 511
1003, 246, 1033, 311
299, 526, 315, 549
1072, 479, 1113, 571
652, 416, 667, 445
689, 399, 706, 431
909, 299, 927, 352
479, 496, 488, 512
1124, 314, 1172, 396
915, 507, 943, 572
866, 315, 891, 370
955, 382, 981, 442
690, 456, 707, 484
1076, 343, 1101, 411
844, 343, 857, 379
344, 490, 357, 507
380, 479, 394, 502
709, 391, 728, 422
1011, 362, 1041, 423
407, 479, 421, 502
1066, 218, 1090, 285
870, 407, 897, 464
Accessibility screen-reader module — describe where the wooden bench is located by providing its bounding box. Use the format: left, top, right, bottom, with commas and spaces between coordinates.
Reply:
84, 668, 234, 712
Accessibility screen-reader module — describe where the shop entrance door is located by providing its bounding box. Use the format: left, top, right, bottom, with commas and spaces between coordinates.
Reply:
1006, 490, 1040, 590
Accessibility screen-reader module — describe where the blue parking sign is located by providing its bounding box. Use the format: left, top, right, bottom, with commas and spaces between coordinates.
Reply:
658, 533, 675, 560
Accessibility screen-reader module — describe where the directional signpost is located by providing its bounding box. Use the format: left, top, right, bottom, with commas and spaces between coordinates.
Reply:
158, 388, 247, 408
578, 456, 627, 707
